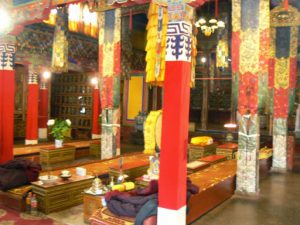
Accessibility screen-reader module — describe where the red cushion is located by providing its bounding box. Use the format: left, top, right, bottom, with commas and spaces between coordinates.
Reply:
199, 155, 226, 163
217, 143, 238, 149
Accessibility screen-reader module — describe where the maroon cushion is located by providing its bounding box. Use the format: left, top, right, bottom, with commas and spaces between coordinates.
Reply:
143, 216, 157, 225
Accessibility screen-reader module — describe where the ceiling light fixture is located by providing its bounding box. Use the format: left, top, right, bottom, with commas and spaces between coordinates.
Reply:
195, 0, 225, 37
0, 8, 12, 34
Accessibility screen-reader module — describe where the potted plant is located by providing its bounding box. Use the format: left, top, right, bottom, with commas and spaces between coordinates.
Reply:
47, 119, 72, 148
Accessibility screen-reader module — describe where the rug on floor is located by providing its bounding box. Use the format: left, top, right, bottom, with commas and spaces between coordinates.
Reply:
0, 205, 65, 225
47, 204, 86, 225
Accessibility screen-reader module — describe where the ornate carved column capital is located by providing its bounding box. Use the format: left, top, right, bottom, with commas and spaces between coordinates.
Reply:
28, 64, 38, 84
0, 35, 16, 71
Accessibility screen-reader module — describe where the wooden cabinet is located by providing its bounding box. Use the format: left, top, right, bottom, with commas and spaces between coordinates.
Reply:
40, 145, 75, 169
14, 64, 28, 138
89, 141, 101, 159
83, 193, 104, 222
216, 143, 238, 160
51, 73, 93, 139
188, 143, 217, 162
32, 175, 94, 214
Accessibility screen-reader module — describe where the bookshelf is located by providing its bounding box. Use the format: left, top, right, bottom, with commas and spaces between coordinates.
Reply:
51, 72, 93, 139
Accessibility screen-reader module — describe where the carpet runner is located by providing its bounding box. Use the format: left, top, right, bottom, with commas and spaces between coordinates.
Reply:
0, 204, 65, 225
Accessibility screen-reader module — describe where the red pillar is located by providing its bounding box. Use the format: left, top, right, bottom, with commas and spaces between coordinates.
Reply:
158, 16, 192, 225
38, 82, 48, 140
0, 35, 16, 163
92, 81, 101, 139
25, 65, 39, 145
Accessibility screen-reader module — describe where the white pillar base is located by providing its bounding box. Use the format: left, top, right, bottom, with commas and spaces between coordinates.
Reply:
92, 134, 101, 139
38, 128, 48, 140
272, 134, 287, 170
157, 206, 186, 225
25, 139, 38, 145
270, 167, 287, 173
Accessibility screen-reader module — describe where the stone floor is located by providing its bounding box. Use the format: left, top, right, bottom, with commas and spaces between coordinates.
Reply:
192, 171, 300, 225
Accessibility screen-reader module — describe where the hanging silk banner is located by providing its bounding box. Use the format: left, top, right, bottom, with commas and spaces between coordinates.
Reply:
269, 5, 300, 119
234, 0, 269, 116
121, 14, 132, 79
145, 2, 168, 86
269, 5, 299, 169
190, 24, 197, 88
216, 17, 228, 69
98, 8, 121, 159
51, 6, 69, 73
99, 8, 121, 109
233, 0, 270, 193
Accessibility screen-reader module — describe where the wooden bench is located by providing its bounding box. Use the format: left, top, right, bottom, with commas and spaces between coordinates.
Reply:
89, 160, 237, 225
0, 185, 32, 211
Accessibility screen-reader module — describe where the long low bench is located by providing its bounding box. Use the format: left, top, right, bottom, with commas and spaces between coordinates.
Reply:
90, 160, 237, 225
0, 153, 148, 212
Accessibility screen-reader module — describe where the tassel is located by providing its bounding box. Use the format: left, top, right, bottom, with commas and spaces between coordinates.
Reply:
215, 0, 218, 18
284, 0, 288, 10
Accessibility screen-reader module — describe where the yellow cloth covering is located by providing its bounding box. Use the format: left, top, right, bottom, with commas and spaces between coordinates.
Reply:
190, 136, 213, 146
111, 182, 135, 192
259, 147, 273, 159
144, 110, 162, 154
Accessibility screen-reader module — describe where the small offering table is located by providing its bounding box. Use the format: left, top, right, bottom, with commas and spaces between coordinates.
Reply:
32, 175, 94, 214
40, 145, 76, 169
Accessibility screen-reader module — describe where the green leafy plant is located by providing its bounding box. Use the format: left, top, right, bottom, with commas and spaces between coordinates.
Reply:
47, 119, 71, 140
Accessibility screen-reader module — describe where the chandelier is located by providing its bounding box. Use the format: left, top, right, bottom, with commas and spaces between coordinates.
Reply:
195, 0, 225, 37
195, 17, 225, 36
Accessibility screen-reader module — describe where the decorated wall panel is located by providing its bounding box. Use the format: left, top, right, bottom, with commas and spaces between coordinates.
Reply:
123, 73, 148, 125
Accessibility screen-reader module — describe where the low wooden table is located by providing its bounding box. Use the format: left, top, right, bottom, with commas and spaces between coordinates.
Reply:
40, 145, 76, 169
32, 175, 94, 214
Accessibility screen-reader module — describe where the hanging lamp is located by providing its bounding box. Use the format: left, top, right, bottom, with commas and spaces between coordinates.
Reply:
195, 0, 225, 36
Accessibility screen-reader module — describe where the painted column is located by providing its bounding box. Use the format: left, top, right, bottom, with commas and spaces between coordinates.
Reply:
269, 5, 299, 170
91, 79, 101, 139
0, 35, 16, 163
157, 2, 193, 224
232, 0, 269, 194
25, 65, 39, 145
98, 9, 121, 159
38, 81, 48, 140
